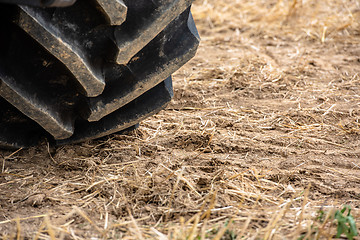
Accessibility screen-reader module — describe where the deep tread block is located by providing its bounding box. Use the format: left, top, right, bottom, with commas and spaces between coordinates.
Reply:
0, 99, 47, 149
114, 0, 193, 64
57, 77, 173, 145
17, 2, 111, 97
0, 20, 85, 139
97, 0, 127, 25
0, 0, 199, 147
88, 8, 199, 122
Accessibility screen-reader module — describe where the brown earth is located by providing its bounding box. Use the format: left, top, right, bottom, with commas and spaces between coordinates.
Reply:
1, 0, 360, 239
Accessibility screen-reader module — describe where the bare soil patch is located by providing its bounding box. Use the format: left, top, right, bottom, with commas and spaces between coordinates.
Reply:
1, 0, 360, 239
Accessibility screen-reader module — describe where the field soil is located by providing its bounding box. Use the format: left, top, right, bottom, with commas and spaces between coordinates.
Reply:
1, 0, 360, 239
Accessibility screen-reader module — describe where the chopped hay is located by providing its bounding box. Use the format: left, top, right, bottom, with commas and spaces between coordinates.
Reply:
1, 0, 360, 239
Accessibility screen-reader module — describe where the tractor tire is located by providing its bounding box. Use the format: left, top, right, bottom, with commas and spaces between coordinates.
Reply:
0, 0, 200, 148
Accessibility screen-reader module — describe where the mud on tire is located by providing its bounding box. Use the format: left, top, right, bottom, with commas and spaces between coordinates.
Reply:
0, 0, 200, 148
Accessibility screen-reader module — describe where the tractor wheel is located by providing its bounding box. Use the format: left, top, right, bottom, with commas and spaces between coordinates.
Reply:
0, 0, 200, 148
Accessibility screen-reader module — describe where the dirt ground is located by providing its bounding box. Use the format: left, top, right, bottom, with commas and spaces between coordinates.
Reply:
1, 0, 360, 239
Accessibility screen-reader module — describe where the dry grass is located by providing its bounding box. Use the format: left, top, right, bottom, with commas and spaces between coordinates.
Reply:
1, 0, 360, 239
193, 0, 360, 42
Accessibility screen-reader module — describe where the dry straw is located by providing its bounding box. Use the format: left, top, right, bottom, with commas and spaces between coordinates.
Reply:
1, 0, 360, 239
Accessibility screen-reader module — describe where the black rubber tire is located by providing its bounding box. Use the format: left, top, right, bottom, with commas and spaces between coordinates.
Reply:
0, 0, 200, 148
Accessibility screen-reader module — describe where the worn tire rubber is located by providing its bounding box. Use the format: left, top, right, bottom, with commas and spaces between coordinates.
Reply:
0, 0, 200, 148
